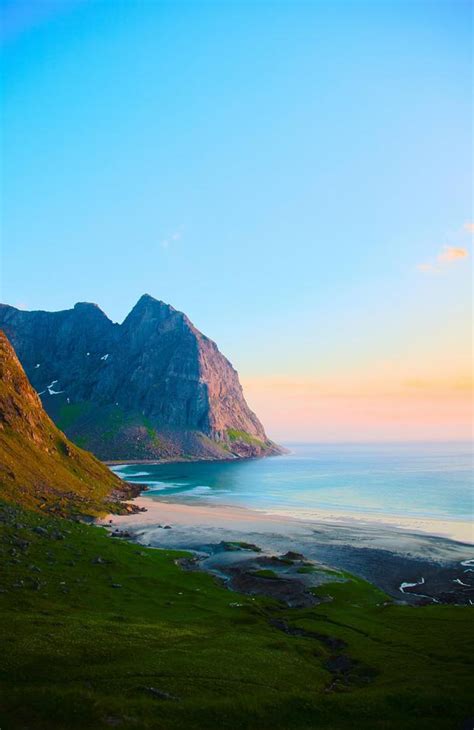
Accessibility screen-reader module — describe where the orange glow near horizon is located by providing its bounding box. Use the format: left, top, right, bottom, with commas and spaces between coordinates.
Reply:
241, 372, 473, 442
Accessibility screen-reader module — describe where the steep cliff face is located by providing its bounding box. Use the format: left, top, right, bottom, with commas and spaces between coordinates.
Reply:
0, 330, 126, 515
0, 295, 280, 461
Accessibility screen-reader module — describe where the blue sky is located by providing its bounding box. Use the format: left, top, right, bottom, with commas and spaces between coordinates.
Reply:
1, 0, 472, 439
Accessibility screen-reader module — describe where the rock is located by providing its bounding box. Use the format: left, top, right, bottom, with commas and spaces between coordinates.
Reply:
138, 686, 178, 701
221, 541, 261, 552
163, 525, 172, 530
92, 556, 106, 564
32, 526, 48, 537
0, 296, 282, 461
111, 583, 122, 588
281, 551, 305, 561
270, 619, 346, 650
325, 655, 353, 674
0, 331, 126, 516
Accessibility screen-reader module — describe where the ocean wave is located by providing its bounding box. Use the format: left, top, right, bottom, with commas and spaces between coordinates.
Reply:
145, 480, 172, 488
110, 467, 152, 478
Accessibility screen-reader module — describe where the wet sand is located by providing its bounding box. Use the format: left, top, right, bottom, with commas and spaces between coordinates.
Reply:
99, 495, 474, 605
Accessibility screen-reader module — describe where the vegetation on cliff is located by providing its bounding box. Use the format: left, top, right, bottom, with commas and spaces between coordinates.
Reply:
0, 330, 128, 516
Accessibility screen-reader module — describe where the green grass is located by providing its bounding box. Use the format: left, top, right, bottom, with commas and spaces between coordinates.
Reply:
251, 569, 281, 580
297, 566, 344, 576
226, 429, 265, 448
58, 404, 161, 450
297, 565, 318, 574
223, 541, 262, 552
198, 434, 231, 456
0, 423, 123, 517
142, 417, 162, 446
56, 402, 93, 431
0, 501, 472, 730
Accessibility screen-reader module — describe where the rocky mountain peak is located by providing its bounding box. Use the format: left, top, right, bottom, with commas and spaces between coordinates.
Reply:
0, 297, 281, 461
73, 301, 107, 315
125, 293, 181, 320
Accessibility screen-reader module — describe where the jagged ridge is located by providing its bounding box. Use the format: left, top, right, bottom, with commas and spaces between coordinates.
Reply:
0, 295, 281, 461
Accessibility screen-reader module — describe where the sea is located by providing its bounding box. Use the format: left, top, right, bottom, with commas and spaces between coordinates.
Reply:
111, 441, 473, 528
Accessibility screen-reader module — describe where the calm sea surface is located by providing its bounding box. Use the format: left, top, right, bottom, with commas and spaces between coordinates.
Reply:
111, 442, 473, 523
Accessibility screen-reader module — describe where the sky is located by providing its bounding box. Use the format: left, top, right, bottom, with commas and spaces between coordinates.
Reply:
0, 0, 472, 442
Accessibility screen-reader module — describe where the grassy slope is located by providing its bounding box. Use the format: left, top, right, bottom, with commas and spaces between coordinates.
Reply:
0, 501, 472, 730
52, 400, 233, 461
0, 426, 123, 516
0, 331, 123, 516
227, 429, 266, 447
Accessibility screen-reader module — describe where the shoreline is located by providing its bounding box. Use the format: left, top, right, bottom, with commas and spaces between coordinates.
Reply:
107, 494, 474, 546
100, 493, 474, 605
104, 445, 473, 545
104, 449, 288, 467
251, 504, 474, 545
107, 472, 473, 545
104, 456, 234, 466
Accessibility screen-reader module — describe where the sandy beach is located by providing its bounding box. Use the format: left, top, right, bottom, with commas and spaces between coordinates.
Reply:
99, 494, 474, 605
104, 495, 474, 544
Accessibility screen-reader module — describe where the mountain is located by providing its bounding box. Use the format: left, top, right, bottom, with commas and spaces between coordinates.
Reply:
0, 329, 134, 515
0, 295, 281, 461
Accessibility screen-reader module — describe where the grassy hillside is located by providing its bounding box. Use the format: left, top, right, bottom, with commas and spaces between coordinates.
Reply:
0, 500, 472, 730
1, 329, 472, 729
0, 330, 125, 516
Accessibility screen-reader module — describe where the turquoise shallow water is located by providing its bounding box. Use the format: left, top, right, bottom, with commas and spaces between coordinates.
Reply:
111, 442, 473, 523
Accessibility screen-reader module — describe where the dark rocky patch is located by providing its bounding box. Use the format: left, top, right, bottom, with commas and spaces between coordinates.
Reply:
281, 551, 305, 561
138, 686, 179, 701
269, 618, 346, 651
220, 540, 262, 552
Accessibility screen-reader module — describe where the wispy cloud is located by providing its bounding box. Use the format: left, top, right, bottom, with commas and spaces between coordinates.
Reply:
463, 222, 474, 234
160, 227, 183, 249
437, 246, 469, 263
417, 244, 469, 274
416, 263, 436, 273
